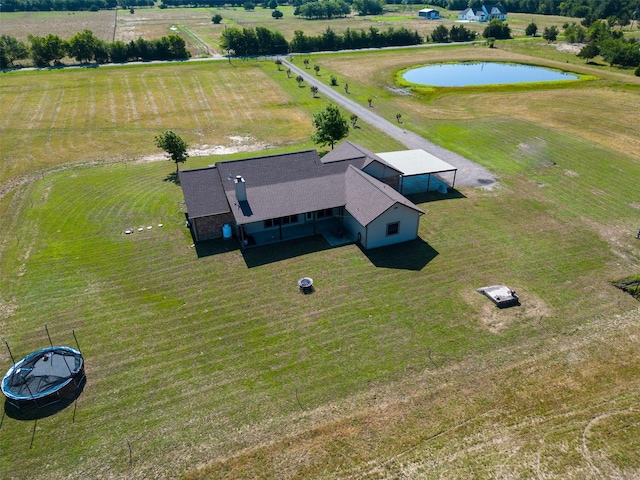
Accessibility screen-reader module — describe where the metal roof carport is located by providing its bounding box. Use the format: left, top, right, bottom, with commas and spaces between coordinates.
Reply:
377, 149, 458, 195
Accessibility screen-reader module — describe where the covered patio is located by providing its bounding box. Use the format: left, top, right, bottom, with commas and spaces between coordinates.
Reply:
241, 217, 355, 249
377, 149, 458, 195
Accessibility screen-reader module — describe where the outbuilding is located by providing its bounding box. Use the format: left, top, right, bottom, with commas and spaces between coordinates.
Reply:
418, 8, 440, 19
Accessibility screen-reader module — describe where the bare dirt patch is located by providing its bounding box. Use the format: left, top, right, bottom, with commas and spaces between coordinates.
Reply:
462, 288, 552, 333
556, 43, 584, 54
581, 217, 640, 269
0, 300, 17, 320
136, 136, 271, 164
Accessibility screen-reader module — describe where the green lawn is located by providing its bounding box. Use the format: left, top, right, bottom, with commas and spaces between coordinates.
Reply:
1, 45, 640, 479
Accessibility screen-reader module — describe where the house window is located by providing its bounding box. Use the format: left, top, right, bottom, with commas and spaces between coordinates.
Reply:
306, 212, 313, 220
386, 222, 400, 236
317, 208, 333, 218
264, 215, 299, 228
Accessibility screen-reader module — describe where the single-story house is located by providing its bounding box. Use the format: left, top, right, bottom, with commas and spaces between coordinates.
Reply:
418, 8, 440, 19
458, 4, 507, 22
179, 141, 456, 250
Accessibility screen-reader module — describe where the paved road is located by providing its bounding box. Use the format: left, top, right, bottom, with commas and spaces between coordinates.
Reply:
283, 58, 496, 188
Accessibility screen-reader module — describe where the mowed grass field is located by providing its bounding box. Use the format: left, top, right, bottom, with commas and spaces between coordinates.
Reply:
1, 41, 640, 480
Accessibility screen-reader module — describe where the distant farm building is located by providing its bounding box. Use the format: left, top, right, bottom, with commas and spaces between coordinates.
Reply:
458, 5, 507, 22
418, 8, 440, 19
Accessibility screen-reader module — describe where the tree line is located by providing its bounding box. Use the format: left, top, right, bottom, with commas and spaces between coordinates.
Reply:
575, 20, 640, 69
220, 25, 422, 56
0, 30, 190, 68
0, 0, 154, 11
4, 0, 638, 21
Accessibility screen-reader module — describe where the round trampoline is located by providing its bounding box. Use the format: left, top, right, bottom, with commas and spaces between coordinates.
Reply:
2, 346, 85, 409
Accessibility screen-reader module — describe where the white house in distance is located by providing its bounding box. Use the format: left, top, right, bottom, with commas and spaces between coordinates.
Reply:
418, 8, 440, 19
458, 4, 507, 22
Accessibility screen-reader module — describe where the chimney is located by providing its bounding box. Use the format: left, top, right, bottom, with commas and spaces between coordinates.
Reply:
234, 175, 247, 202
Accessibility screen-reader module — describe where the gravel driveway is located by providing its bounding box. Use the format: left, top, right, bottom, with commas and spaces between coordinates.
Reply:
283, 58, 496, 188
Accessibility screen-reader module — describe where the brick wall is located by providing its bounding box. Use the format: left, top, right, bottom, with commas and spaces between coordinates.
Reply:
193, 213, 235, 241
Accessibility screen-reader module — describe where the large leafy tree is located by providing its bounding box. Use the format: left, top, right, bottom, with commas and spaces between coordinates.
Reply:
68, 29, 102, 63
482, 19, 511, 40
577, 42, 599, 62
311, 104, 349, 149
352, 0, 383, 15
155, 131, 189, 174
431, 24, 449, 43
0, 35, 29, 68
28, 34, 67, 67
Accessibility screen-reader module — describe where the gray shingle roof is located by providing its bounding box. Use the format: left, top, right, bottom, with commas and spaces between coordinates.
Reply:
344, 166, 424, 226
179, 143, 423, 226
178, 166, 230, 218
215, 150, 349, 225
321, 141, 402, 175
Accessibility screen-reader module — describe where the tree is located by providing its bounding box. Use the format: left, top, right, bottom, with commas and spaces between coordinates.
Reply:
304, 58, 310, 68
212, 14, 223, 24
577, 41, 599, 62
599, 38, 640, 66
268, 0, 277, 8
28, 34, 67, 67
110, 40, 129, 63
482, 19, 511, 39
310, 85, 319, 97
311, 104, 349, 149
286, 67, 291, 78
155, 131, 189, 174
543, 25, 559, 42
296, 74, 304, 86
564, 22, 586, 43
68, 29, 101, 63
352, 0, 383, 15
0, 35, 29, 68
314, 64, 320, 75
350, 113, 358, 127
449, 24, 476, 42
396, 113, 402, 123
367, 97, 373, 107
431, 24, 449, 43
525, 22, 538, 36
272, 8, 283, 19
274, 58, 283, 70
330, 74, 338, 86
243, 1, 255, 10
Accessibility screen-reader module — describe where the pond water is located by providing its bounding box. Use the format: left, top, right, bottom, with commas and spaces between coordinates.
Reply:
402, 62, 578, 87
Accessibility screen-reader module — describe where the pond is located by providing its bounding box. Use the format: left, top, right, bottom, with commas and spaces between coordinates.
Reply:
402, 62, 578, 87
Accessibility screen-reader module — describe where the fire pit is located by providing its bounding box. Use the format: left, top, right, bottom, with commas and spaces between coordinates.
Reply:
298, 277, 314, 294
